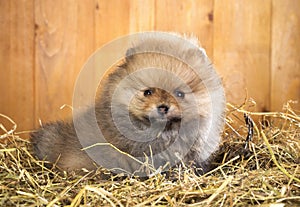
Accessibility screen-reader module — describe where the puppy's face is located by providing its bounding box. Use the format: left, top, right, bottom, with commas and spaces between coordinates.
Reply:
110, 53, 212, 129
129, 87, 183, 124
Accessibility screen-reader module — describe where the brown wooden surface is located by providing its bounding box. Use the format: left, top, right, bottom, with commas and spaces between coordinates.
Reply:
129, 0, 155, 32
95, 0, 130, 47
155, 0, 214, 58
0, 0, 35, 132
271, 0, 300, 111
34, 0, 95, 125
0, 0, 299, 133
214, 0, 272, 111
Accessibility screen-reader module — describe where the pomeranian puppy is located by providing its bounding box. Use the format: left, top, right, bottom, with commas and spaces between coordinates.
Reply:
31, 32, 226, 175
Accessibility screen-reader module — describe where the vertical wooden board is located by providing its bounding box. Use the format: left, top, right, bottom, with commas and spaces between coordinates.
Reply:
271, 0, 300, 111
214, 0, 271, 111
95, 0, 130, 48
34, 0, 95, 125
94, 0, 132, 89
129, 0, 155, 32
0, 0, 35, 132
93, 0, 155, 88
95, 0, 156, 56
155, 0, 214, 58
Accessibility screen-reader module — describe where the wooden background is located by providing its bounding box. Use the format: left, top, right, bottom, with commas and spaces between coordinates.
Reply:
0, 0, 299, 133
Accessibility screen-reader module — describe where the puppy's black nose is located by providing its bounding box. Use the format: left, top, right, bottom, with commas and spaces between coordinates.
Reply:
157, 105, 169, 115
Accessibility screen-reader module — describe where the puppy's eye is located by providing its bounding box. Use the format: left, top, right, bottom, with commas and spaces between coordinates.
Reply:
144, 89, 153, 96
175, 90, 185, 98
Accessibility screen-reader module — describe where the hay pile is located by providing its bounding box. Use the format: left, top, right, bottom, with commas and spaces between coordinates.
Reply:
0, 102, 299, 206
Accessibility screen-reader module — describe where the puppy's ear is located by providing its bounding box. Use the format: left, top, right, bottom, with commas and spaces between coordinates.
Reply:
125, 47, 135, 62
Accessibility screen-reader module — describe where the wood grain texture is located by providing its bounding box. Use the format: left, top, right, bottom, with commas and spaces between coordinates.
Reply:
94, 0, 155, 73
0, 0, 35, 132
34, 0, 95, 125
271, 0, 300, 111
129, 0, 155, 32
214, 0, 271, 111
155, 0, 214, 58
95, 0, 130, 48
95, 0, 156, 46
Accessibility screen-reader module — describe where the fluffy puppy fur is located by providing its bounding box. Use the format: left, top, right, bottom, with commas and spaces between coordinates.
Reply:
31, 33, 226, 175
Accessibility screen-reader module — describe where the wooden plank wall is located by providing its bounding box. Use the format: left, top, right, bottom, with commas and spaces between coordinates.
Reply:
0, 1, 35, 131
271, 0, 300, 111
214, 0, 271, 111
0, 0, 299, 133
